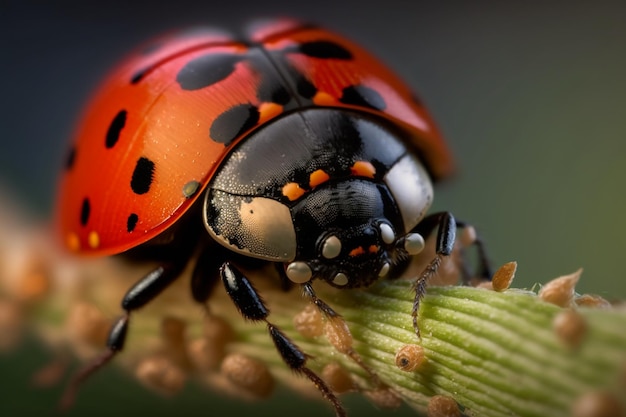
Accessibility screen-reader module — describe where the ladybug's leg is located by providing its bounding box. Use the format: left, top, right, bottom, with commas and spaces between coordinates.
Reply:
220, 262, 346, 417
410, 212, 492, 338
454, 220, 492, 283
60, 261, 187, 409
301, 282, 382, 388
410, 212, 456, 338
190, 245, 223, 312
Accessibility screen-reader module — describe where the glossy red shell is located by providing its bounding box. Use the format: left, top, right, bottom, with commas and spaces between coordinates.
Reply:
56, 19, 452, 256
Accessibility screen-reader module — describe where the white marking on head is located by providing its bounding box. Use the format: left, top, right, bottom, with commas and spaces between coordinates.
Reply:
378, 262, 390, 277
286, 261, 313, 283
379, 223, 395, 244
332, 272, 349, 286
384, 155, 433, 233
404, 233, 425, 255
322, 235, 342, 259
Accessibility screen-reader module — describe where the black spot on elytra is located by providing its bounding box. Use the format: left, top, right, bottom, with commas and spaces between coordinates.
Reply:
80, 198, 90, 226
127, 213, 139, 232
176, 53, 243, 91
271, 54, 316, 100
296, 76, 317, 99
131, 157, 155, 195
210, 104, 260, 145
296, 41, 353, 60
65, 146, 76, 170
131, 68, 149, 84
106, 110, 127, 149
340, 84, 386, 110
257, 75, 291, 104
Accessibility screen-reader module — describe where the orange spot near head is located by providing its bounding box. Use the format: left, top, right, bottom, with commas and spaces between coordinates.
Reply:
348, 247, 365, 257
88, 231, 100, 249
351, 161, 376, 178
312, 91, 336, 106
282, 182, 306, 201
309, 169, 330, 188
258, 102, 283, 121
67, 233, 80, 251
368, 245, 379, 254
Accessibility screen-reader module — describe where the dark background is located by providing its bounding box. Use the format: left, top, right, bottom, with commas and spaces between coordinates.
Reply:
1, 1, 625, 416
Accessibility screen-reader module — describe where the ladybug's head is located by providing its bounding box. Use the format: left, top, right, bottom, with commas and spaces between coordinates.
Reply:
283, 178, 427, 288
203, 109, 435, 289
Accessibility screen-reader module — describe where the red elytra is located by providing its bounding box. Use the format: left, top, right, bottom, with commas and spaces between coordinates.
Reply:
56, 19, 452, 256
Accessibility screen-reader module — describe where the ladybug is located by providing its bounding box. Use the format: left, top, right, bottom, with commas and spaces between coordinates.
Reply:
56, 19, 489, 416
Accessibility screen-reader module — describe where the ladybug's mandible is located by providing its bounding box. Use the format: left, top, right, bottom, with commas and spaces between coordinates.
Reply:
57, 19, 489, 416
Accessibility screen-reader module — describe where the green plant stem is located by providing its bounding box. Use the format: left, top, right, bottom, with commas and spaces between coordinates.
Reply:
227, 281, 625, 416
25, 260, 626, 417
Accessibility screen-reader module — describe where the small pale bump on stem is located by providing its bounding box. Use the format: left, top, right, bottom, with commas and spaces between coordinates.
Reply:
135, 355, 187, 396
220, 353, 275, 399
160, 316, 192, 371
65, 302, 109, 348
0, 298, 24, 350
161, 316, 186, 344
187, 315, 234, 372
553, 309, 588, 349
294, 303, 324, 338
363, 386, 402, 410
476, 281, 493, 290
202, 314, 235, 346
575, 294, 612, 309
491, 261, 517, 291
187, 338, 225, 372
15, 268, 50, 305
427, 395, 461, 417
322, 362, 355, 394
394, 344, 425, 372
539, 268, 582, 307
571, 391, 624, 417
0, 243, 51, 306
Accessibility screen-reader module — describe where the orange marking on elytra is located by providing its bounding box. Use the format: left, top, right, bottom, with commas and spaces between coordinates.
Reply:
350, 161, 376, 178
309, 169, 330, 188
282, 182, 306, 201
87, 231, 100, 249
258, 102, 283, 121
368, 245, 379, 254
67, 233, 80, 251
312, 91, 336, 106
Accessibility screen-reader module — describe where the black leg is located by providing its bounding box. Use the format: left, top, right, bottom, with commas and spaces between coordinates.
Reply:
220, 262, 346, 417
413, 213, 492, 283
190, 245, 223, 309
59, 260, 187, 410
455, 220, 492, 282
411, 212, 456, 338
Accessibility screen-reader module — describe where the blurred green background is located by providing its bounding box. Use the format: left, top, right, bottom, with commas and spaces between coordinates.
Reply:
1, 1, 625, 416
